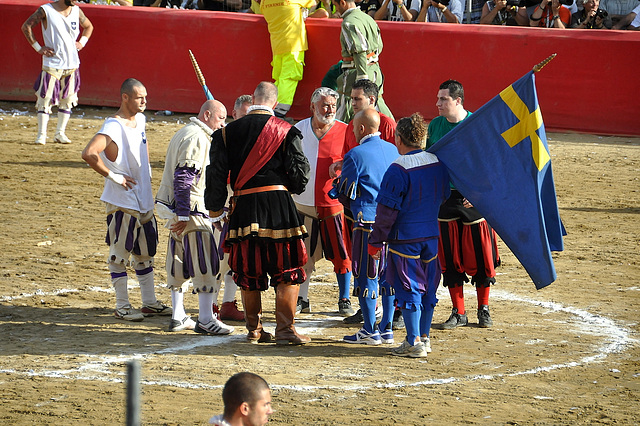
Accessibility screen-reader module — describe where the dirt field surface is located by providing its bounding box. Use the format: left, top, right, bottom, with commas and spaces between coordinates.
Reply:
0, 101, 639, 425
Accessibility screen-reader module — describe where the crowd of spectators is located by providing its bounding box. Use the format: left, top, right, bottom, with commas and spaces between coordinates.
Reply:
86, 0, 638, 29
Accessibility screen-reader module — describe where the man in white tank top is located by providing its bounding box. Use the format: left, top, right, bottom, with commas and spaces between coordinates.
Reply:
82, 79, 173, 323
21, 0, 93, 145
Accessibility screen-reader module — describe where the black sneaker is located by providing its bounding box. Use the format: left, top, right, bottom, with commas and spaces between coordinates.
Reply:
392, 308, 405, 330
338, 298, 356, 316
296, 297, 310, 314
440, 308, 468, 330
343, 308, 363, 324
477, 305, 493, 328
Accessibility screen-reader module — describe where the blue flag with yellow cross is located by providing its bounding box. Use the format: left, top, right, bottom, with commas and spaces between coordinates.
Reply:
428, 71, 564, 289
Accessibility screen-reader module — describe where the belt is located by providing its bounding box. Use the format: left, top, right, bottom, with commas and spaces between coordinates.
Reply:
233, 185, 287, 197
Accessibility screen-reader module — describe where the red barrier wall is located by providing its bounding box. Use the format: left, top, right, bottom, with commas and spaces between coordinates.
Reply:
3, 0, 640, 135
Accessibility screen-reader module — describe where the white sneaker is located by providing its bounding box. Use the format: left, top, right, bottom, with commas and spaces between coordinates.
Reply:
421, 336, 432, 353
35, 134, 46, 145
391, 340, 427, 358
114, 304, 144, 322
194, 317, 234, 335
54, 133, 72, 144
169, 316, 196, 332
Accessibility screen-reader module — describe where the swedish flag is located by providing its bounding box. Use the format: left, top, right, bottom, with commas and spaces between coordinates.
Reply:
428, 71, 564, 289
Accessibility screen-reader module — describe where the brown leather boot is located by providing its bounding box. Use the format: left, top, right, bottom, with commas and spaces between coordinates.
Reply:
241, 289, 272, 343
275, 283, 311, 345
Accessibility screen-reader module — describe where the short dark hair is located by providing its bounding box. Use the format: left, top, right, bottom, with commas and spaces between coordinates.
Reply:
222, 372, 270, 418
352, 79, 379, 103
439, 79, 464, 104
396, 113, 428, 149
120, 78, 144, 96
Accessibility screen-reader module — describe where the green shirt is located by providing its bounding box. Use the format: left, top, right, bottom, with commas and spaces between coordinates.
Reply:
426, 111, 471, 189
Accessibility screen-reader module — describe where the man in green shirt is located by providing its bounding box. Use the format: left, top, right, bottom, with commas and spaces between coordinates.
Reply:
427, 80, 501, 330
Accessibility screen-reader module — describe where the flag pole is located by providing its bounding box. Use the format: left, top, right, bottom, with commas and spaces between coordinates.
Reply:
188, 49, 214, 100
532, 53, 557, 73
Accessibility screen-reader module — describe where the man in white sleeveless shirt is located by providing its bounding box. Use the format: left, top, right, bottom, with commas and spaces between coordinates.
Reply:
82, 79, 172, 322
21, 0, 93, 145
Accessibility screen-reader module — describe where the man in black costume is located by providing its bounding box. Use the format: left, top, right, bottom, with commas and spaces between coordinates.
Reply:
205, 81, 311, 345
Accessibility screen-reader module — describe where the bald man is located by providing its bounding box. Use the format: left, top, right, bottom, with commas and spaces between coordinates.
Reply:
156, 99, 235, 335
331, 108, 399, 345
205, 82, 310, 345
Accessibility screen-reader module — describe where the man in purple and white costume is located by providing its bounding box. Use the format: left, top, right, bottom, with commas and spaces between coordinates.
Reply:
331, 108, 398, 345
156, 100, 235, 335
82, 78, 172, 322
22, 0, 94, 145
368, 113, 450, 358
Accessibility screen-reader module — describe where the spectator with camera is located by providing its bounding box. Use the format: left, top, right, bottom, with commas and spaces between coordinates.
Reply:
601, 0, 637, 23
571, 0, 612, 27
417, 0, 463, 22
374, 0, 420, 21
480, 0, 530, 24
529, 0, 571, 27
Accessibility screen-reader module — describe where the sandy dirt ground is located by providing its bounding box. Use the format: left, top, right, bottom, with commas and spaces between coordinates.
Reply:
0, 101, 639, 425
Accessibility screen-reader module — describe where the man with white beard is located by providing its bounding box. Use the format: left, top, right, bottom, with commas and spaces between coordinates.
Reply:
293, 87, 356, 317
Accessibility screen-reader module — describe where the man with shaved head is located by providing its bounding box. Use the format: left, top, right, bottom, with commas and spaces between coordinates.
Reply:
331, 108, 398, 345
156, 99, 235, 335
205, 82, 311, 345
83, 78, 172, 323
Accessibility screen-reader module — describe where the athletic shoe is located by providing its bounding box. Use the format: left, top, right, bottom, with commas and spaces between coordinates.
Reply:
343, 308, 363, 324
114, 304, 144, 322
477, 305, 493, 328
219, 300, 245, 321
194, 317, 234, 335
343, 328, 381, 345
54, 133, 71, 144
338, 298, 356, 316
296, 297, 310, 314
378, 325, 394, 344
420, 335, 432, 353
440, 308, 468, 330
391, 340, 428, 358
141, 301, 173, 317
392, 308, 405, 330
35, 134, 46, 145
168, 316, 196, 332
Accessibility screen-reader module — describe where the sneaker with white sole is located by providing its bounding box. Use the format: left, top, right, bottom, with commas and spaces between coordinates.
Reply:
343, 328, 381, 345
420, 335, 432, 353
194, 317, 234, 335
141, 301, 173, 317
391, 340, 427, 358
114, 304, 144, 322
35, 134, 47, 145
378, 326, 394, 344
168, 316, 196, 332
296, 297, 310, 314
338, 298, 356, 316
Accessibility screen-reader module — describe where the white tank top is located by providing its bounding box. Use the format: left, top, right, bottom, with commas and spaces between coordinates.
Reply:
41, 3, 81, 70
99, 114, 155, 214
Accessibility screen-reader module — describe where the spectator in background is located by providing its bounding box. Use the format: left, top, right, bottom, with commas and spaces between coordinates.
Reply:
417, 0, 463, 23
198, 0, 243, 11
601, 0, 637, 22
480, 0, 530, 24
529, 0, 570, 27
357, 0, 382, 16
571, 0, 612, 27
85, 0, 133, 5
374, 0, 421, 21
463, 0, 486, 23
611, 1, 639, 27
